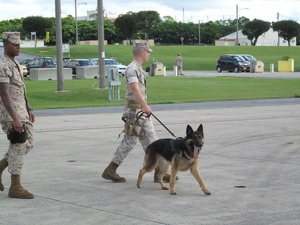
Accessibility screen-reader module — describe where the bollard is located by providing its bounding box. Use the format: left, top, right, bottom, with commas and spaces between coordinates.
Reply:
270, 64, 274, 73
173, 66, 177, 76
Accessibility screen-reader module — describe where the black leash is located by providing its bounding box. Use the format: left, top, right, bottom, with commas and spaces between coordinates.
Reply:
151, 113, 177, 138
136, 110, 177, 138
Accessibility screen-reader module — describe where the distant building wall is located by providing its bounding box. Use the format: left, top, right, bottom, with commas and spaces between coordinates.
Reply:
78, 40, 108, 45
215, 29, 296, 46
132, 39, 155, 46
122, 39, 155, 46
214, 39, 235, 46
21, 40, 44, 48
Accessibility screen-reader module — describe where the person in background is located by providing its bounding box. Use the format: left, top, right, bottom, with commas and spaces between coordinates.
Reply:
176, 53, 183, 75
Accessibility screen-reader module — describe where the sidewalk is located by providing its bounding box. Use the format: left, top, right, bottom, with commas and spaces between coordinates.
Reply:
166, 70, 300, 79
1, 100, 300, 225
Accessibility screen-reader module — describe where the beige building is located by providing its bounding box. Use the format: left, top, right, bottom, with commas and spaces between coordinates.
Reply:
215, 29, 296, 46
20, 39, 45, 48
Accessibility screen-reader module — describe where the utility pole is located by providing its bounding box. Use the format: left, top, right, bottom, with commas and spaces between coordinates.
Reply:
75, 0, 78, 45
55, 0, 64, 91
277, 12, 280, 46
98, 0, 105, 89
236, 4, 248, 46
236, 4, 239, 46
198, 20, 201, 45
75, 0, 87, 45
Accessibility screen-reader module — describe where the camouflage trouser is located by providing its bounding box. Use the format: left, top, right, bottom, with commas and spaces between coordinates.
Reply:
112, 108, 157, 165
177, 65, 183, 75
1, 121, 34, 175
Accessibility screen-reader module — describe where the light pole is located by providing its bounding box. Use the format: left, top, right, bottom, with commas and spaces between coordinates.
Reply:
75, 0, 87, 45
236, 4, 248, 46
198, 20, 201, 45
55, 0, 64, 91
98, 0, 105, 89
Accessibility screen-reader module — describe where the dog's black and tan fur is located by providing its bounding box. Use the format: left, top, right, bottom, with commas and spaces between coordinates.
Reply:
137, 124, 211, 195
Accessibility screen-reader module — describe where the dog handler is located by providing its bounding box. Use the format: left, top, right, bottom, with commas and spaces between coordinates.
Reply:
102, 41, 162, 182
0, 32, 35, 199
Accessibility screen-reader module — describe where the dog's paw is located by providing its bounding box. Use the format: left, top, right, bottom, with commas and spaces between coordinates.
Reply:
136, 183, 142, 188
203, 189, 212, 195
161, 186, 169, 190
170, 191, 177, 195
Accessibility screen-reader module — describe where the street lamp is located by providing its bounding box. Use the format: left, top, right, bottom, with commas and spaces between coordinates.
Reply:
236, 4, 248, 46
198, 20, 201, 45
75, 0, 87, 45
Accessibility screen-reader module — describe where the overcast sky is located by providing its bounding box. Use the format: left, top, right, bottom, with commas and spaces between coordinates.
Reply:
1, 0, 299, 23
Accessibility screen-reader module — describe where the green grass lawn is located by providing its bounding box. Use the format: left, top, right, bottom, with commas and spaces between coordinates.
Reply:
21, 45, 300, 72
20, 45, 300, 110
25, 76, 300, 109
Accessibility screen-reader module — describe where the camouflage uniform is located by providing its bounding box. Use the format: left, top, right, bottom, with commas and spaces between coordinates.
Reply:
112, 60, 157, 165
176, 53, 183, 75
0, 55, 34, 175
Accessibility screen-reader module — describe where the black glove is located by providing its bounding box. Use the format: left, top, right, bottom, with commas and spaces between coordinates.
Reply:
7, 124, 28, 144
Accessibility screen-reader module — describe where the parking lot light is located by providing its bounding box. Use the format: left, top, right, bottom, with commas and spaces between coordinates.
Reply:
75, 0, 87, 45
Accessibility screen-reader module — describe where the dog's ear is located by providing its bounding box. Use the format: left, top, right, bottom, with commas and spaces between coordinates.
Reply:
186, 125, 193, 136
197, 124, 203, 133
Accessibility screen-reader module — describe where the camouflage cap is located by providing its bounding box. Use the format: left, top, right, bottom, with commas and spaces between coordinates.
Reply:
133, 41, 153, 52
3, 32, 22, 44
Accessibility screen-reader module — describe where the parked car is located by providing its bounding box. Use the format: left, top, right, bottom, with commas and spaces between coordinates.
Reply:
0, 41, 3, 47
20, 65, 28, 77
20, 58, 32, 66
216, 54, 250, 73
239, 54, 256, 62
64, 59, 95, 75
91, 58, 127, 76
20, 57, 56, 75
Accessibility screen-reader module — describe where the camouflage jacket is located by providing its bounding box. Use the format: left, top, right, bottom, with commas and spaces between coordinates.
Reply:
0, 54, 30, 122
124, 59, 147, 102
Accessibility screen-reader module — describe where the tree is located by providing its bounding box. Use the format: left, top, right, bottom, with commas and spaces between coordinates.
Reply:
162, 16, 175, 22
0, 19, 24, 39
273, 20, 300, 46
104, 19, 124, 44
150, 20, 179, 44
114, 12, 138, 41
61, 15, 76, 44
22, 16, 53, 38
242, 19, 270, 46
135, 11, 161, 40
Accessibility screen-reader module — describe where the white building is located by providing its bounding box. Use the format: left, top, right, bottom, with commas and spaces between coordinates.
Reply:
78, 10, 97, 21
215, 29, 296, 46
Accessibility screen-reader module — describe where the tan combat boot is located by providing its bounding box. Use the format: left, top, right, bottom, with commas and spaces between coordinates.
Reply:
102, 162, 126, 183
154, 167, 179, 183
8, 175, 34, 199
0, 158, 8, 191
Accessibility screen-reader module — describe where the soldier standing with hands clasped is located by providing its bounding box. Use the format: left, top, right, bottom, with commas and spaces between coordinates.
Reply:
176, 53, 183, 75
0, 32, 35, 199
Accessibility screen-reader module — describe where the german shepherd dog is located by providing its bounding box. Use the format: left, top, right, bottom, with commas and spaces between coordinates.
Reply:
137, 124, 211, 195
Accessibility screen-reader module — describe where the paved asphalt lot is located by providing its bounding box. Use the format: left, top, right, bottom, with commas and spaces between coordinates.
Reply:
0, 98, 300, 225
0, 48, 300, 224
